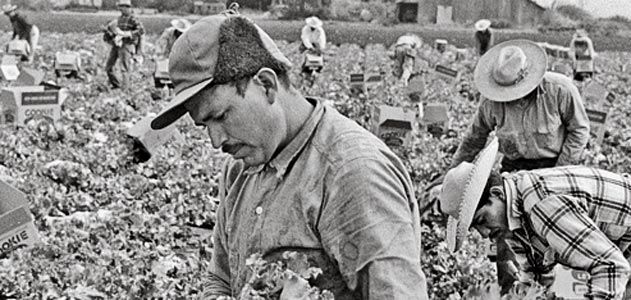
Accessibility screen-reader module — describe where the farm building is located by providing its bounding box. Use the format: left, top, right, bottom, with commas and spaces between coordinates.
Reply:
396, 0, 545, 26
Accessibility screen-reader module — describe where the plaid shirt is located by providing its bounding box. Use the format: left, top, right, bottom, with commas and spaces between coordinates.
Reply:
505, 166, 631, 300
117, 13, 144, 45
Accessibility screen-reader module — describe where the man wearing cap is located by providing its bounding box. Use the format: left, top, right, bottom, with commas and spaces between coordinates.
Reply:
104, 0, 145, 89
150, 11, 428, 300
441, 138, 631, 299
2, 4, 39, 63
474, 19, 493, 56
157, 18, 192, 58
392, 33, 422, 85
449, 39, 590, 294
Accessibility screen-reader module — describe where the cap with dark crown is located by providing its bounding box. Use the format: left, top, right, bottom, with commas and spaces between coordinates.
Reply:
150, 13, 292, 130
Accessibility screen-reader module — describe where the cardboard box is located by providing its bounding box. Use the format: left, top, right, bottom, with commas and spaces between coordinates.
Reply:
575, 58, 594, 73
0, 55, 19, 81
549, 264, 589, 299
582, 81, 610, 107
349, 73, 365, 94
304, 53, 323, 68
0, 86, 62, 125
420, 103, 449, 135
14, 67, 45, 87
364, 72, 383, 87
127, 114, 184, 160
371, 105, 416, 148
586, 108, 609, 146
0, 179, 40, 255
54, 51, 81, 78
433, 64, 460, 84
551, 62, 573, 77
153, 59, 172, 88
434, 39, 447, 53
6, 40, 29, 59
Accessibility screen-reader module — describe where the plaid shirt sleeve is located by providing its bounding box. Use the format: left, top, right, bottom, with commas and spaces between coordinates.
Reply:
554, 78, 590, 166
528, 194, 630, 299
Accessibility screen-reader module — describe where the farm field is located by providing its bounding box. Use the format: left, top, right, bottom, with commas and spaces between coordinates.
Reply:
1, 27, 631, 299
0, 10, 631, 50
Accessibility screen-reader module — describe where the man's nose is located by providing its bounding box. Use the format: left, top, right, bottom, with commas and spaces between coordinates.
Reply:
207, 125, 227, 149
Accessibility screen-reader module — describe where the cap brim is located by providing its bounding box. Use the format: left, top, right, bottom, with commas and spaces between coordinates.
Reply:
150, 77, 213, 130
446, 137, 499, 252
474, 39, 547, 102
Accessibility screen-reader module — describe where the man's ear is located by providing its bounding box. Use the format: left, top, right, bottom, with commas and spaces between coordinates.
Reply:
253, 68, 278, 104
489, 186, 505, 201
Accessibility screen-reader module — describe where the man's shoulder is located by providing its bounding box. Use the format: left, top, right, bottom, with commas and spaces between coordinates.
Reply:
313, 104, 399, 168
542, 72, 578, 93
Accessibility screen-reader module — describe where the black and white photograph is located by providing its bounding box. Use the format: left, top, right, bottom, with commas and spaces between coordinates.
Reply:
1, 0, 630, 299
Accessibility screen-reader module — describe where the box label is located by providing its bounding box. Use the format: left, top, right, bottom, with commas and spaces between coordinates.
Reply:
22, 91, 60, 106
350, 73, 364, 83
549, 265, 589, 299
586, 108, 608, 145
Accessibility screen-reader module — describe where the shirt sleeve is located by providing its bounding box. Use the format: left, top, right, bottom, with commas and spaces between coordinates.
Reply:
130, 15, 145, 37
450, 100, 495, 168
301, 26, 313, 49
319, 157, 429, 299
157, 28, 171, 56
318, 28, 326, 50
555, 83, 590, 166
528, 195, 631, 300
201, 159, 234, 298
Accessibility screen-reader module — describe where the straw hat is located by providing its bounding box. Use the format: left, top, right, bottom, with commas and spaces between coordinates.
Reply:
474, 39, 547, 102
475, 19, 491, 31
305, 16, 322, 28
2, 4, 17, 13
439, 137, 499, 252
171, 18, 192, 33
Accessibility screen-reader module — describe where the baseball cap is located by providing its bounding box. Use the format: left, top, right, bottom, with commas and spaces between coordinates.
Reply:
150, 13, 293, 130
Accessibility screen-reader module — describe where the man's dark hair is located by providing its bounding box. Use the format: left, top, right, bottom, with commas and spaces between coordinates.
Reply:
477, 170, 504, 210
214, 16, 292, 96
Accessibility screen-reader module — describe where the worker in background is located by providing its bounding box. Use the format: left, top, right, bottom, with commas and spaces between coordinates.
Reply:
392, 33, 422, 86
2, 4, 39, 63
104, 0, 145, 89
474, 19, 494, 56
569, 29, 596, 81
300, 16, 326, 54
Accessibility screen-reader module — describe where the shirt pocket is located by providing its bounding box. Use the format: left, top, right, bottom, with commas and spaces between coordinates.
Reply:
531, 106, 562, 149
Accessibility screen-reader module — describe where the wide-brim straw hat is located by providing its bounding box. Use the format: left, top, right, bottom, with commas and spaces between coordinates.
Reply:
2, 4, 17, 13
171, 18, 192, 33
440, 137, 499, 252
305, 16, 322, 28
474, 39, 547, 102
475, 19, 491, 31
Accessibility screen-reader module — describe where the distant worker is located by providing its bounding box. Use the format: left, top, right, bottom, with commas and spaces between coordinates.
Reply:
392, 33, 422, 85
300, 16, 326, 55
103, 0, 145, 89
2, 4, 39, 63
569, 29, 596, 81
474, 19, 493, 56
157, 18, 192, 58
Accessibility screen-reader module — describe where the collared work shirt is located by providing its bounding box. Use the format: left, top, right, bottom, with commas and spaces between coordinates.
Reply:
203, 98, 428, 299
451, 72, 590, 168
117, 13, 144, 45
9, 12, 33, 40
301, 25, 326, 50
504, 166, 631, 300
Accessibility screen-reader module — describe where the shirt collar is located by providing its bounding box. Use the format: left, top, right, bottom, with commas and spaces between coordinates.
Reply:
503, 175, 522, 231
244, 97, 324, 178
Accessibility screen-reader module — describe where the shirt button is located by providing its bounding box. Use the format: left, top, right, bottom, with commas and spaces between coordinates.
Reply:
255, 207, 263, 215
